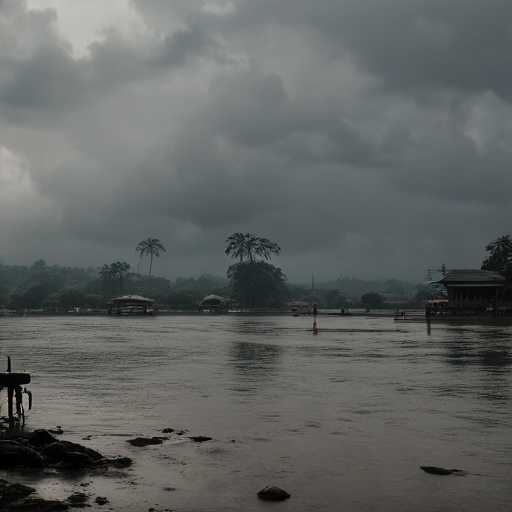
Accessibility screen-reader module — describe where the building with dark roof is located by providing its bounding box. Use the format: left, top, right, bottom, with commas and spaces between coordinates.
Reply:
107, 295, 158, 315
434, 269, 506, 315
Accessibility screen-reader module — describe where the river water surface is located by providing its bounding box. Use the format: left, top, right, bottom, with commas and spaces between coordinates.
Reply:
1, 313, 512, 511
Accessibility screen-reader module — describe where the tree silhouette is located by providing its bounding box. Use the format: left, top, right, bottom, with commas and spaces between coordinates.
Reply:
136, 238, 166, 277
100, 262, 132, 295
225, 233, 280, 263
482, 235, 512, 273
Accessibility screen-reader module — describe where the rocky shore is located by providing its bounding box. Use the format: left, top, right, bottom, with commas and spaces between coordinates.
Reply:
0, 428, 132, 511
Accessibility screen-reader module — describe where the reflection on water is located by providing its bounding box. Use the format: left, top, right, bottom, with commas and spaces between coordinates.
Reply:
1, 314, 512, 512
229, 341, 283, 380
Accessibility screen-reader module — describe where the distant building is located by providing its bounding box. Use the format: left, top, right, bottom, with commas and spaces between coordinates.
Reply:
198, 294, 234, 311
107, 295, 158, 315
433, 269, 506, 315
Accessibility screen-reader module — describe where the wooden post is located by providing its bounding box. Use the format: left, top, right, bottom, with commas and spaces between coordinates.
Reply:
1, 357, 30, 426
7, 356, 12, 424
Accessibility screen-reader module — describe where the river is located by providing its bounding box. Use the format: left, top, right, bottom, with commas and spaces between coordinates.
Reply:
1, 313, 511, 511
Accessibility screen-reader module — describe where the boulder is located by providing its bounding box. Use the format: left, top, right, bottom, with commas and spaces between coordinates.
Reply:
189, 436, 212, 443
0, 479, 35, 509
27, 429, 58, 447
0, 440, 46, 469
42, 441, 102, 464
257, 486, 291, 501
127, 437, 166, 447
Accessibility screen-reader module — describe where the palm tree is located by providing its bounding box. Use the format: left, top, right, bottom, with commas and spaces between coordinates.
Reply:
224, 233, 249, 262
135, 238, 166, 277
254, 236, 281, 261
482, 235, 512, 273
224, 233, 281, 263
100, 262, 132, 295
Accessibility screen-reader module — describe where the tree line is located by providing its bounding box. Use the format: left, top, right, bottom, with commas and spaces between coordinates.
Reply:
1, 234, 509, 311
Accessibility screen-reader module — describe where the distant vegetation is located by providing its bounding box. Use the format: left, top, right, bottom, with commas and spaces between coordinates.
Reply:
0, 259, 429, 312
3, 232, 505, 312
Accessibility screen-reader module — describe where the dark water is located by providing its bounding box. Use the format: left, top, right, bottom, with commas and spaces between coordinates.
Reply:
1, 314, 512, 511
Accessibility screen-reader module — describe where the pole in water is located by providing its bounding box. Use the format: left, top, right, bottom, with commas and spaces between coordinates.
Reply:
313, 304, 318, 334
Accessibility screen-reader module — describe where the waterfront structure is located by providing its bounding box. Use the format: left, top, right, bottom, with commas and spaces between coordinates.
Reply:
432, 269, 506, 315
198, 294, 234, 312
107, 295, 158, 315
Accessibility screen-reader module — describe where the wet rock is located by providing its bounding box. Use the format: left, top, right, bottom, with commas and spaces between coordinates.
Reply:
0, 478, 35, 509
7, 497, 69, 511
0, 478, 69, 511
257, 486, 291, 501
41, 441, 102, 466
27, 429, 59, 447
161, 428, 174, 433
61, 451, 95, 466
103, 456, 133, 468
420, 466, 465, 475
66, 491, 89, 507
189, 436, 212, 443
95, 496, 109, 505
0, 440, 47, 468
127, 437, 166, 447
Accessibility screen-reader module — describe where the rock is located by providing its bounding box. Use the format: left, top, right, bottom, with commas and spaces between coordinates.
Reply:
42, 441, 103, 465
7, 497, 69, 511
61, 451, 95, 466
27, 429, 58, 447
104, 456, 133, 468
0, 440, 47, 468
161, 428, 174, 433
0, 479, 35, 509
0, 478, 69, 511
66, 491, 89, 507
127, 437, 166, 447
420, 466, 464, 475
257, 486, 291, 501
95, 496, 109, 505
189, 436, 212, 442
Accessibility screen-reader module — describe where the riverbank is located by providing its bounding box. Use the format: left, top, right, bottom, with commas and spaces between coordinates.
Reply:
1, 308, 398, 317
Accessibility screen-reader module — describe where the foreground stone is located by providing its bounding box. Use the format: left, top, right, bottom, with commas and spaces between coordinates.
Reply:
420, 466, 466, 476
0, 440, 46, 468
0, 429, 132, 470
0, 478, 69, 511
0, 479, 35, 509
189, 436, 212, 442
257, 486, 291, 501
127, 436, 167, 447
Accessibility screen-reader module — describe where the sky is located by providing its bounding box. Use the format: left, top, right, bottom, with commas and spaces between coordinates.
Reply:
1, 0, 511, 284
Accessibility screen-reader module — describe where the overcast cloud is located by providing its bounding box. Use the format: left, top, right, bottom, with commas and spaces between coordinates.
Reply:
1, 0, 511, 283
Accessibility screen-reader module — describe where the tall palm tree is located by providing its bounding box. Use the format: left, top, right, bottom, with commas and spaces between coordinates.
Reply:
224, 233, 249, 262
135, 238, 166, 277
225, 233, 281, 263
482, 235, 512, 272
254, 237, 281, 261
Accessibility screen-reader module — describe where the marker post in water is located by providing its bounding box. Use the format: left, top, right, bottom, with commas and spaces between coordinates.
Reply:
313, 304, 318, 334
0, 356, 31, 426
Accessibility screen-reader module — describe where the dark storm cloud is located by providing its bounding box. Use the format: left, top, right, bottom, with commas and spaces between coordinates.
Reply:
1, 0, 511, 281
192, 0, 512, 101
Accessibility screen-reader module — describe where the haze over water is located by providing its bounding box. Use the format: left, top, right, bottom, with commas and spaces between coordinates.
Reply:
1, 314, 512, 511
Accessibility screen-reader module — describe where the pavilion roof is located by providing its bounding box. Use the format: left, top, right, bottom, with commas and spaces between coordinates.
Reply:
107, 295, 157, 306
437, 269, 505, 286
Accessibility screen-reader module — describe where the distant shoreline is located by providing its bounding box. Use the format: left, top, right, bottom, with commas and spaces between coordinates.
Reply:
0, 308, 398, 317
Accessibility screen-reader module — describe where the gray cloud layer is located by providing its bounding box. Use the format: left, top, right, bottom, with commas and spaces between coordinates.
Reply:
1, 0, 511, 282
